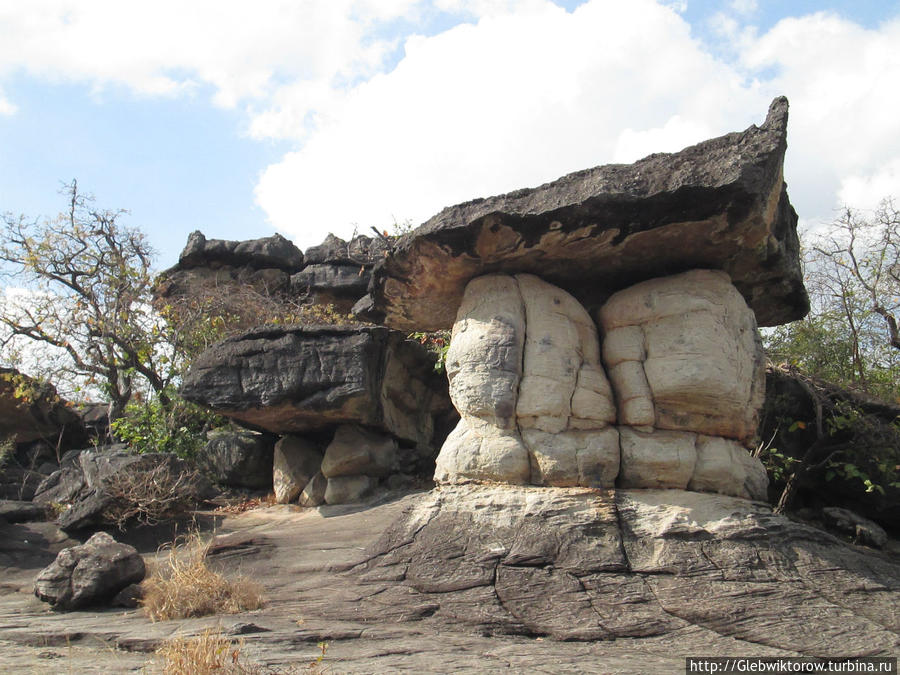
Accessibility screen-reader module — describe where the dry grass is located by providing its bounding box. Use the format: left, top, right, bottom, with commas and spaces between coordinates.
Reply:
154, 628, 316, 674
142, 534, 265, 621
155, 628, 258, 674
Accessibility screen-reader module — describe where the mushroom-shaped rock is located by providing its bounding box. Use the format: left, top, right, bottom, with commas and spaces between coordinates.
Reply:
363, 97, 807, 330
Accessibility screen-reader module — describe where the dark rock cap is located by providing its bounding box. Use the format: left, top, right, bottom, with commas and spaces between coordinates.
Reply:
364, 97, 808, 330
178, 231, 304, 272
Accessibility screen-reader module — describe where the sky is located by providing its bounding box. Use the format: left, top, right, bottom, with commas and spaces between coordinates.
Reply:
1, 0, 899, 271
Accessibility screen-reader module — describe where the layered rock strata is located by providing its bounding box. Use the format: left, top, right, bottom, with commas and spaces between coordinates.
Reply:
361, 97, 807, 330
435, 271, 768, 501
348, 485, 900, 653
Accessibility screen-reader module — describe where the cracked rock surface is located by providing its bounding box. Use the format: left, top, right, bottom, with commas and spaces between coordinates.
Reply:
349, 486, 900, 656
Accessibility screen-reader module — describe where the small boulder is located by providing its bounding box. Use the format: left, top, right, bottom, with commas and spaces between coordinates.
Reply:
321, 425, 397, 479
273, 436, 322, 503
0, 499, 46, 523
201, 430, 275, 490
34, 532, 146, 610
298, 471, 327, 507
324, 475, 377, 504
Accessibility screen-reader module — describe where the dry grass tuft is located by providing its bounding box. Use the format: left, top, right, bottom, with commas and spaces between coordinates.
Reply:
142, 534, 265, 621
154, 628, 308, 674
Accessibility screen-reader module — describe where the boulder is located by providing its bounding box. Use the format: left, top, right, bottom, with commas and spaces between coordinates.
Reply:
200, 430, 275, 490
363, 97, 806, 330
325, 475, 378, 504
321, 425, 397, 479
0, 368, 85, 445
181, 325, 451, 451
349, 485, 900, 654
273, 436, 322, 503
33, 532, 146, 610
433, 272, 767, 500
598, 269, 765, 445
435, 274, 618, 488
304, 233, 390, 266
291, 264, 371, 313
298, 471, 327, 507
177, 231, 303, 271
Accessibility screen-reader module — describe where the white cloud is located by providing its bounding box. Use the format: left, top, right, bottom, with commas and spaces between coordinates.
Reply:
740, 13, 900, 221
0, 88, 14, 115
257, 0, 767, 248
2, 0, 899, 253
0, 0, 418, 108
838, 158, 900, 211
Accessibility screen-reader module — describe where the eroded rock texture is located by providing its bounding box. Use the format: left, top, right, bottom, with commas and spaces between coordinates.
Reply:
180, 325, 450, 452
436, 271, 768, 501
349, 486, 900, 655
435, 274, 618, 488
363, 97, 807, 331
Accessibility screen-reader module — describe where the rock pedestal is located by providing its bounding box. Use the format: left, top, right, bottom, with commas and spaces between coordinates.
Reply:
435, 270, 768, 501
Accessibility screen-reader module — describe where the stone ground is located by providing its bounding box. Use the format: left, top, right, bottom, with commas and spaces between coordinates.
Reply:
0, 489, 896, 674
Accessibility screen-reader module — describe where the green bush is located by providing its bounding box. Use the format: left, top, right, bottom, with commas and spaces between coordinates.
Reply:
111, 391, 224, 459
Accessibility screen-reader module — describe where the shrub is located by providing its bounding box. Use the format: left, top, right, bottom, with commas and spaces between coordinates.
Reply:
102, 461, 206, 530
142, 533, 265, 621
155, 628, 258, 674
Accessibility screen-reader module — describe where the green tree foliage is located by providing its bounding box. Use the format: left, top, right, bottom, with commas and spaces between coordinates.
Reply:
764, 198, 900, 403
0, 181, 171, 423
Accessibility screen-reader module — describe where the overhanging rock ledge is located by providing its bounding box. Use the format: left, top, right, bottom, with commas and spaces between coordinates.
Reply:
362, 96, 808, 330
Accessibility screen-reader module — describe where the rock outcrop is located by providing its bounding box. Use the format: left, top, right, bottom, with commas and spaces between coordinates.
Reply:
154, 231, 305, 303
293, 233, 390, 312
34, 448, 213, 532
181, 325, 451, 453
0, 368, 85, 446
33, 532, 145, 610
349, 485, 900, 654
362, 97, 807, 330
435, 271, 768, 501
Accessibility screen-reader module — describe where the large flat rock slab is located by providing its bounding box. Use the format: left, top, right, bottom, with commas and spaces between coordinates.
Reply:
365, 97, 807, 330
180, 325, 449, 449
1, 489, 898, 673
350, 486, 900, 656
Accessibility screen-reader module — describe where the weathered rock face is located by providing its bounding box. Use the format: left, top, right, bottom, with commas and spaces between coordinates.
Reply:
363, 97, 807, 331
180, 325, 451, 452
200, 430, 275, 490
435, 271, 768, 501
178, 231, 304, 271
273, 435, 322, 504
154, 231, 305, 305
349, 485, 900, 654
296, 233, 391, 312
436, 273, 618, 488
598, 269, 765, 443
33, 531, 145, 610
0, 368, 85, 446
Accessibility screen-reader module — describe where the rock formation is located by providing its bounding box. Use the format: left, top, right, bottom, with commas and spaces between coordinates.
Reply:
360, 96, 807, 330
350, 485, 900, 653
154, 231, 304, 304
435, 270, 768, 501
181, 324, 454, 504
33, 531, 145, 610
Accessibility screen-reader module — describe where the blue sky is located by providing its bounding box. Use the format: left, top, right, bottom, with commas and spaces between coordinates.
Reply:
1, 0, 899, 270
